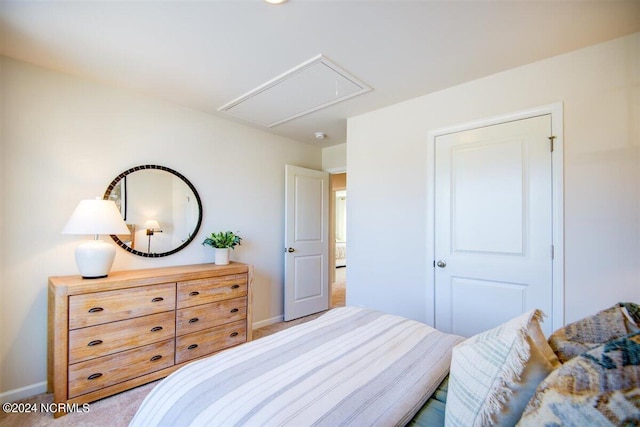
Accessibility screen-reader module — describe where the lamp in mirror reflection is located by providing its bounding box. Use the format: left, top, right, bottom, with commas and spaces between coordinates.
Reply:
144, 219, 163, 253
62, 198, 130, 279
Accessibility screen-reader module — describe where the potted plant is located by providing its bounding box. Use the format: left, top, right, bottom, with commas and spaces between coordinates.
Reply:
202, 231, 242, 265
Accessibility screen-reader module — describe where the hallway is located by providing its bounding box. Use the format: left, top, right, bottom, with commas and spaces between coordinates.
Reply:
253, 267, 346, 339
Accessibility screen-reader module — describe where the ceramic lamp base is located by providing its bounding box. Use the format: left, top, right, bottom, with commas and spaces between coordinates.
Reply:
75, 239, 116, 279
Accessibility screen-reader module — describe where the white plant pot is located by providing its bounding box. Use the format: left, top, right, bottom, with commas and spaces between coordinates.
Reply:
214, 248, 230, 265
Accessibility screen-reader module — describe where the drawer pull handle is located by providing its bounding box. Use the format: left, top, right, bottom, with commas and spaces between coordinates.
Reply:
88, 307, 104, 313
231, 285, 240, 289
189, 318, 199, 324
150, 355, 162, 362
187, 344, 198, 350
151, 297, 164, 303
230, 308, 239, 313
150, 326, 163, 332
189, 291, 200, 296
87, 340, 103, 347
87, 373, 102, 380
230, 332, 239, 338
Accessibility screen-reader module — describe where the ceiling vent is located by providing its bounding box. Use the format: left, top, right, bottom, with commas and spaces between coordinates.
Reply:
218, 55, 372, 127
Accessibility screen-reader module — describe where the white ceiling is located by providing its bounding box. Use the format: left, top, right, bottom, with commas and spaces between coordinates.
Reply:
1, 1, 639, 147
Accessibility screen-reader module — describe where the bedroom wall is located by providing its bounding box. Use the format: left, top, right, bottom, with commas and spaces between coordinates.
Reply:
322, 143, 346, 172
347, 33, 640, 326
0, 57, 321, 398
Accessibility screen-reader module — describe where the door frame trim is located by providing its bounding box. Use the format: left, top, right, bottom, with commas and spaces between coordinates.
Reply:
426, 103, 564, 333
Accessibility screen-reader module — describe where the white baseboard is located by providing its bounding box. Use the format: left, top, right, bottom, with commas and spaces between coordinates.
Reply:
253, 314, 283, 330
0, 381, 47, 402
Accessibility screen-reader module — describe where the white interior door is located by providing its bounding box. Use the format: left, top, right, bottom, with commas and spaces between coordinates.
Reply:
434, 115, 554, 336
284, 165, 329, 321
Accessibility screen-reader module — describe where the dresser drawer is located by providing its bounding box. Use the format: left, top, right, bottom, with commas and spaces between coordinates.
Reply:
69, 283, 176, 329
177, 274, 247, 309
68, 311, 176, 364
68, 339, 174, 398
49, 263, 253, 415
176, 297, 247, 336
175, 320, 246, 364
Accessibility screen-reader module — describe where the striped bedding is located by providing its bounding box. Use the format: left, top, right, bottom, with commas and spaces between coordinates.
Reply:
130, 307, 464, 427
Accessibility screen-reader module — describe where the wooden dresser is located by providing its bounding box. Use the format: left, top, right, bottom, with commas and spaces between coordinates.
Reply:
48, 262, 253, 415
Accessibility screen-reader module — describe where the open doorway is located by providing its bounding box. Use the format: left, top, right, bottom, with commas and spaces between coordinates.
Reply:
330, 173, 346, 308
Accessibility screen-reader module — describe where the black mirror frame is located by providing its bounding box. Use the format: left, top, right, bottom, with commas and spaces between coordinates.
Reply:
103, 164, 203, 258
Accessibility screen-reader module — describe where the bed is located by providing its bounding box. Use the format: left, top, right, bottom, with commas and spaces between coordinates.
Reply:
130, 307, 463, 427
130, 304, 640, 426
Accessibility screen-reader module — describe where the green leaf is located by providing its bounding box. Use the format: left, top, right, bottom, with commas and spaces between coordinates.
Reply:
202, 231, 243, 249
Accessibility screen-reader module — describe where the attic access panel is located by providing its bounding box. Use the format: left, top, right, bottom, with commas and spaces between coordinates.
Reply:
218, 55, 372, 128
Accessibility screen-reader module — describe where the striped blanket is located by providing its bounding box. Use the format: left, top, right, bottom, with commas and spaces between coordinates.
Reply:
130, 307, 463, 427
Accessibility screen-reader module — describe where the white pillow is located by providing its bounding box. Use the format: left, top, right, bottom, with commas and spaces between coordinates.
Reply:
445, 310, 560, 427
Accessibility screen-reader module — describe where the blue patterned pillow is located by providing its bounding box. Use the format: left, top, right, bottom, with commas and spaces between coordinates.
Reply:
518, 332, 640, 426
548, 303, 640, 363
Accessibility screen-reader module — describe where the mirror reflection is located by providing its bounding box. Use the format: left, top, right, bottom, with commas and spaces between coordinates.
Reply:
103, 165, 203, 257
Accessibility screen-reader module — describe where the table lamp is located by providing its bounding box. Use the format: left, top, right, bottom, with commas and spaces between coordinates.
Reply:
62, 198, 130, 278
144, 219, 162, 253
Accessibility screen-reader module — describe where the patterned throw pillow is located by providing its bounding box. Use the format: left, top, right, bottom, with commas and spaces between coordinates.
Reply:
621, 302, 640, 333
548, 303, 640, 363
445, 310, 560, 427
517, 332, 640, 426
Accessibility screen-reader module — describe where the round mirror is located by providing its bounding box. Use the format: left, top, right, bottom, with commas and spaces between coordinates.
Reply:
103, 165, 203, 257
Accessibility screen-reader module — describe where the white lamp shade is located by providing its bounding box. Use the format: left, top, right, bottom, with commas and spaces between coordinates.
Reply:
62, 198, 129, 278
144, 220, 161, 230
62, 199, 130, 236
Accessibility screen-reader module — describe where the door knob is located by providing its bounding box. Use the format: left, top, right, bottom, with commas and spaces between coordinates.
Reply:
287, 247, 295, 253
436, 260, 446, 268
